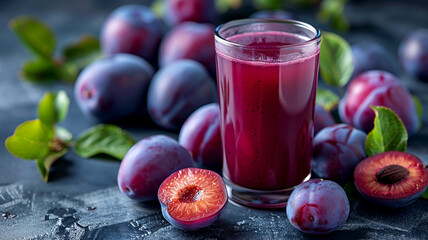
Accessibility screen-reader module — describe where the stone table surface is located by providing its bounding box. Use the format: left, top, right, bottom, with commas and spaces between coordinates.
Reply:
1, 0, 428, 239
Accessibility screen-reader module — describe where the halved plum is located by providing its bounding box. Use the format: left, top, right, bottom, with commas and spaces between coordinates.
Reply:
354, 151, 428, 208
158, 168, 227, 230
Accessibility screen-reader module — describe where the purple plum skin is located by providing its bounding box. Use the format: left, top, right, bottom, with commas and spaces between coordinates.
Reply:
74, 54, 154, 122
179, 103, 222, 167
164, 0, 217, 27
147, 60, 217, 130
339, 70, 419, 136
314, 104, 335, 135
312, 124, 367, 184
159, 22, 216, 75
100, 5, 165, 64
286, 179, 350, 234
117, 135, 194, 201
399, 29, 428, 82
249, 10, 296, 20
351, 41, 398, 79
160, 201, 225, 231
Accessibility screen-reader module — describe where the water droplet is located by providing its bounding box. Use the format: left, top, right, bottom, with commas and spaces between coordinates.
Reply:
2, 212, 10, 219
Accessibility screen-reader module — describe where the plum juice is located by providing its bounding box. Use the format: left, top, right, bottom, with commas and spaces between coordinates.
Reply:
216, 31, 319, 190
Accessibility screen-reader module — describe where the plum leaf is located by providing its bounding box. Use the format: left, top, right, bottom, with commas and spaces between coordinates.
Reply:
316, 87, 340, 111
37, 148, 68, 182
9, 16, 56, 59
318, 0, 350, 32
38, 91, 70, 126
365, 106, 408, 157
62, 35, 102, 69
319, 32, 353, 87
75, 125, 136, 160
55, 126, 73, 143
21, 58, 58, 82
5, 119, 54, 160
412, 95, 423, 129
422, 188, 428, 199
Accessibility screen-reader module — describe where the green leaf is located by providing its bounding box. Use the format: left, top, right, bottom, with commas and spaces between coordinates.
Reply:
151, 0, 165, 17
422, 188, 428, 199
316, 87, 340, 111
38, 91, 70, 126
62, 35, 102, 69
21, 58, 58, 82
365, 106, 408, 157
252, 0, 283, 10
37, 148, 68, 182
343, 181, 363, 201
318, 0, 350, 31
9, 16, 56, 59
412, 95, 423, 129
5, 119, 54, 160
319, 31, 353, 87
56, 63, 79, 83
55, 126, 73, 143
74, 125, 136, 160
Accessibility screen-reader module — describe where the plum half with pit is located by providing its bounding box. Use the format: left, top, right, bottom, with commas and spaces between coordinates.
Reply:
164, 0, 217, 27
159, 22, 216, 75
117, 135, 194, 201
312, 124, 367, 184
351, 41, 398, 79
147, 60, 217, 130
314, 104, 335, 135
399, 29, 428, 82
74, 54, 154, 122
158, 168, 227, 230
100, 5, 165, 64
179, 103, 222, 167
338, 70, 419, 136
354, 151, 428, 208
286, 179, 350, 234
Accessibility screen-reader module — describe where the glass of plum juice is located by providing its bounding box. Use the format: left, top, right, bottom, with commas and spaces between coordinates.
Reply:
215, 19, 321, 208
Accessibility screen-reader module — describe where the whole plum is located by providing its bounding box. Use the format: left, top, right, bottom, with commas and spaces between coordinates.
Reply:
351, 41, 398, 79
147, 60, 217, 130
249, 10, 296, 20
159, 22, 216, 75
339, 70, 419, 136
164, 0, 217, 27
179, 103, 222, 167
100, 5, 165, 64
74, 54, 154, 122
286, 179, 350, 234
312, 124, 367, 184
314, 104, 335, 135
399, 29, 428, 82
117, 135, 194, 201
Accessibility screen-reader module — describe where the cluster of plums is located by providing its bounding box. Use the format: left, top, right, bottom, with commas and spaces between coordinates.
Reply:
72, 1, 428, 235
75, 3, 218, 130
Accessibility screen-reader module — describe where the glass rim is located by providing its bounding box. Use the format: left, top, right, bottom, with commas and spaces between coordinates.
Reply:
215, 18, 321, 50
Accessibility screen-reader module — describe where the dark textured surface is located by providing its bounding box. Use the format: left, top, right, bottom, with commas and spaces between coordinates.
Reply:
1, 1, 428, 239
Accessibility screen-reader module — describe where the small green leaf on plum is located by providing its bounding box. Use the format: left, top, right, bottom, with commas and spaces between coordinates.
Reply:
365, 106, 408, 157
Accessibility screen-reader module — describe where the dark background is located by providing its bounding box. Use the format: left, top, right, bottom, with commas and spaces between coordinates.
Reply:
1, 0, 428, 239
